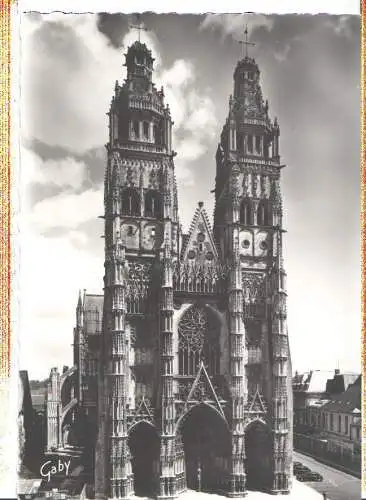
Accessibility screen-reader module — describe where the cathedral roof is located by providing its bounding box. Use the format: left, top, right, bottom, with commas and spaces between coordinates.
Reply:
321, 377, 361, 414
181, 202, 219, 264
83, 293, 103, 313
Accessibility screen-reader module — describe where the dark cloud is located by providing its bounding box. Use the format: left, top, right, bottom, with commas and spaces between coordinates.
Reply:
97, 13, 130, 48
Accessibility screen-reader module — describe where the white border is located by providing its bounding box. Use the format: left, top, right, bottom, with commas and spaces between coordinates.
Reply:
18, 0, 361, 15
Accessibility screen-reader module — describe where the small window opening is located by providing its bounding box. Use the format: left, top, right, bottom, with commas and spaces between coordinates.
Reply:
247, 135, 253, 153
143, 121, 149, 140
255, 135, 261, 154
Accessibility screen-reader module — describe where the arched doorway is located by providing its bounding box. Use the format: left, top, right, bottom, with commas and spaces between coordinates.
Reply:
179, 404, 230, 493
245, 420, 272, 491
128, 422, 160, 497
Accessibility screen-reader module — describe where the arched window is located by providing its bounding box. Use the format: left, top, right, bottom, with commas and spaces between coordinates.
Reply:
145, 190, 162, 218
247, 135, 253, 153
132, 120, 139, 139
178, 305, 220, 376
255, 135, 261, 154
257, 201, 271, 226
240, 199, 253, 225
122, 188, 140, 216
143, 121, 149, 140
153, 124, 159, 144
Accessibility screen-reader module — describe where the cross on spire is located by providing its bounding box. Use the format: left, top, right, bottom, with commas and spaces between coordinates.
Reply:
239, 25, 255, 58
129, 14, 148, 42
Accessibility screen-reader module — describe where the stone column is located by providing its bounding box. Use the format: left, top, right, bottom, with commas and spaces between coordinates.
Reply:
149, 121, 154, 143
46, 368, 61, 451
228, 168, 246, 497
158, 244, 177, 499
95, 161, 133, 499
270, 228, 291, 494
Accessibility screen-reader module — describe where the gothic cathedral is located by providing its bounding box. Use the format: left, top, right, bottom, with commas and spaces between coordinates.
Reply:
49, 39, 293, 500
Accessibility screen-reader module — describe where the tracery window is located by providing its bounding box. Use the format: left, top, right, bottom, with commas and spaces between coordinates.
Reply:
145, 190, 163, 218
257, 201, 271, 226
240, 199, 253, 225
122, 188, 140, 216
178, 305, 220, 376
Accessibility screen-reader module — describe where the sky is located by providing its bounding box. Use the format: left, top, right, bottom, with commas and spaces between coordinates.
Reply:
18, 12, 361, 380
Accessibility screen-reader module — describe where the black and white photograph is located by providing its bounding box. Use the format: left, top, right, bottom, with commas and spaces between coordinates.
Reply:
16, 6, 361, 500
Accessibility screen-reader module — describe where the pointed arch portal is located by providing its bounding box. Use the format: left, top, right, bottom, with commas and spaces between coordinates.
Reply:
128, 422, 160, 497
245, 420, 273, 491
178, 404, 231, 493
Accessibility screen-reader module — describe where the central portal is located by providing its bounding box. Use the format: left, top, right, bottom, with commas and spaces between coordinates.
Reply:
179, 404, 230, 493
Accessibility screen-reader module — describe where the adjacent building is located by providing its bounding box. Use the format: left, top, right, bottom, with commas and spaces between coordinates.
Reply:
293, 370, 361, 472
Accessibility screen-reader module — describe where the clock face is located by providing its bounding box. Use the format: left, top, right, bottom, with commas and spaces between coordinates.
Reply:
254, 231, 269, 257
239, 230, 253, 256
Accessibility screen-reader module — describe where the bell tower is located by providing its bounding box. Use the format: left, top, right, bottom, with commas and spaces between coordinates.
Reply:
95, 39, 179, 500
213, 40, 293, 494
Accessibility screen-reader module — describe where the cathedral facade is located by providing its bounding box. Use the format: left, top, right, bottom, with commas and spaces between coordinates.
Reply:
47, 39, 293, 500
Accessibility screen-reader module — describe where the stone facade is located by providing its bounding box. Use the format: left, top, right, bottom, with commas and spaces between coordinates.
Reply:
47, 40, 293, 499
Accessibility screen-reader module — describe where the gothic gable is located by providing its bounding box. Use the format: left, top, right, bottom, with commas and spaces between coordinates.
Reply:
176, 361, 227, 421
181, 202, 219, 264
246, 385, 267, 414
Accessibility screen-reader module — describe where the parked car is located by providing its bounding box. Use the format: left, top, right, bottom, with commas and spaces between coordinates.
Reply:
293, 462, 310, 473
297, 470, 323, 482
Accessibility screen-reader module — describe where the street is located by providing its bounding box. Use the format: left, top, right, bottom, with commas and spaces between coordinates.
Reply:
293, 451, 361, 500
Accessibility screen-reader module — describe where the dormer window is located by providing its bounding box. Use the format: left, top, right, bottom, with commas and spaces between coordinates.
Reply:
135, 54, 144, 65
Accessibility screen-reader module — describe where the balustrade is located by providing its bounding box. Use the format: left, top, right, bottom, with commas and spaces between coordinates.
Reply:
173, 264, 225, 294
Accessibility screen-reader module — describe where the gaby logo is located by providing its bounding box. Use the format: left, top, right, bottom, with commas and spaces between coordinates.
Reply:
40, 459, 71, 482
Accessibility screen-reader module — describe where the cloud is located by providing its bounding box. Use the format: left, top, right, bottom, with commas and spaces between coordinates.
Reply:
274, 44, 291, 63
174, 138, 207, 187
22, 14, 217, 192
200, 13, 274, 40
29, 188, 103, 233
325, 15, 356, 39
19, 228, 103, 378
156, 59, 217, 185
22, 14, 121, 154
22, 148, 88, 189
